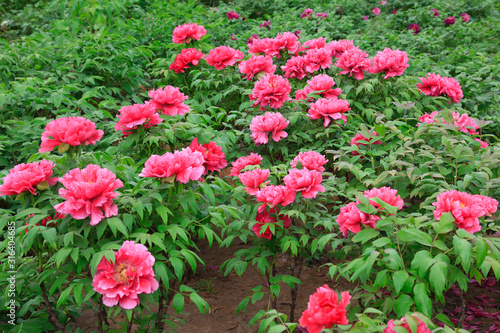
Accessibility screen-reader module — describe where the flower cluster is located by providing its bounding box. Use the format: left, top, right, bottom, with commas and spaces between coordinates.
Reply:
408, 23, 420, 34
0, 159, 58, 196
226, 10, 240, 19
250, 112, 289, 145
169, 48, 204, 73
417, 73, 463, 103
188, 138, 227, 174
301, 8, 313, 19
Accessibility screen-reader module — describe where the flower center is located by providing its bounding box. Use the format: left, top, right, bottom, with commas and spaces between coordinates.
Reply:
115, 262, 133, 283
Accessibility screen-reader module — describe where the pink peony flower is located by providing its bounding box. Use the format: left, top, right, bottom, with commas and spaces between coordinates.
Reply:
307, 98, 350, 128
284, 168, 325, 199
189, 138, 227, 174
250, 112, 289, 145
55, 165, 123, 226
460, 13, 470, 22
226, 11, 240, 19
256, 185, 296, 213
452, 111, 479, 134
296, 74, 342, 100
316, 12, 328, 20
445, 16, 455, 25
379, 0, 387, 4
362, 187, 404, 212
248, 38, 273, 55
291, 151, 329, 173
336, 202, 380, 237
304, 37, 327, 50
229, 153, 263, 177
0, 159, 58, 196
408, 23, 420, 34
93, 241, 159, 310
147, 86, 190, 116
238, 55, 276, 80
172, 23, 207, 44
281, 56, 308, 80
239, 169, 270, 195
252, 208, 291, 239
372, 7, 381, 15
250, 74, 291, 109
39, 117, 104, 153
115, 103, 162, 136
301, 8, 313, 19
351, 131, 383, 155
474, 138, 488, 148
299, 285, 351, 333
362, 16, 368, 20
169, 48, 204, 73
433, 190, 498, 234
384, 316, 432, 333
417, 73, 463, 103
304, 47, 333, 73
247, 34, 259, 46
370, 48, 410, 79
418, 111, 440, 125
205, 46, 244, 70
335, 48, 371, 80
139, 148, 205, 184
430, 9, 439, 17
259, 20, 271, 29
325, 40, 356, 59
268, 32, 300, 58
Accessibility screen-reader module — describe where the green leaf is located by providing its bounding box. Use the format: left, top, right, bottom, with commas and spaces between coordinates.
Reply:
42, 228, 58, 249
170, 257, 184, 281
268, 325, 287, 333
370, 197, 399, 215
433, 212, 455, 234
73, 283, 84, 307
56, 285, 73, 308
393, 270, 409, 294
236, 296, 250, 314
411, 250, 435, 278
55, 247, 72, 268
414, 283, 432, 317
398, 229, 433, 246
429, 260, 448, 299
453, 236, 472, 273
352, 228, 380, 244
475, 238, 488, 267
172, 293, 184, 314
393, 294, 414, 318
107, 217, 128, 237
189, 292, 210, 315
156, 205, 171, 225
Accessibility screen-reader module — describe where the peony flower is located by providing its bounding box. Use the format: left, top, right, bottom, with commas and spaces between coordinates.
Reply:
284, 168, 325, 199
295, 74, 342, 101
281, 56, 308, 80
239, 169, 270, 195
372, 7, 381, 15
115, 103, 162, 136
430, 8, 439, 17
433, 190, 498, 234
169, 48, 204, 73
92, 241, 159, 310
335, 48, 371, 80
205, 46, 244, 70
363, 187, 404, 213
247, 34, 259, 46
445, 16, 455, 25
147, 86, 190, 116
391, 8, 398, 14
248, 38, 273, 55
228, 34, 237, 41
379, 0, 387, 4
0, 159, 58, 196
408, 23, 420, 34
39, 117, 104, 154
307, 98, 350, 128
226, 11, 240, 19
460, 13, 470, 22
336, 202, 380, 237
418, 111, 440, 125
384, 316, 431, 333
239, 55, 276, 80
189, 138, 227, 174
370, 48, 410, 79
351, 131, 383, 155
325, 40, 356, 59
268, 32, 300, 58
172, 23, 207, 44
256, 185, 296, 213
250, 112, 289, 145
301, 8, 313, 19
250, 74, 291, 109
139, 148, 205, 184
362, 16, 368, 20
304, 37, 327, 50
252, 208, 291, 239
291, 151, 328, 173
316, 13, 328, 20
294, 30, 301, 37
25, 213, 65, 235
299, 285, 351, 333
474, 138, 488, 148
452, 111, 479, 134
417, 73, 463, 103
304, 47, 332, 73
259, 20, 271, 29
55, 165, 123, 226
229, 153, 263, 177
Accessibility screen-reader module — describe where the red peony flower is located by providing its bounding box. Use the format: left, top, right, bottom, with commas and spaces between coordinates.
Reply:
362, 186, 404, 212
247, 34, 259, 47
115, 103, 162, 136
25, 213, 66, 235
295, 74, 342, 101
259, 20, 271, 29
391, 8, 398, 14
205, 46, 244, 70
291, 151, 328, 173
169, 48, 204, 73
316, 12, 328, 20
408, 23, 420, 34
301, 8, 313, 19
304, 37, 327, 50
370, 48, 409, 79
147, 86, 190, 116
1, 159, 58, 196
430, 8, 439, 17
250, 112, 289, 145
474, 138, 488, 148
445, 16, 456, 26
248, 37, 273, 55
336, 202, 380, 237
304, 47, 332, 73
460, 13, 470, 22
256, 185, 296, 213
268, 32, 300, 58
307, 98, 350, 128
229, 153, 263, 177
39, 117, 103, 154
335, 47, 371, 80
226, 10, 240, 19
172, 23, 207, 44
325, 40, 356, 59
281, 56, 308, 80
252, 208, 291, 239
299, 285, 351, 333
372, 7, 381, 15
250, 74, 291, 109
417, 73, 463, 103
189, 138, 227, 174
239, 169, 270, 195
351, 131, 383, 155
93, 241, 159, 310
139, 148, 205, 184
238, 55, 276, 80
55, 165, 123, 226
283, 168, 325, 199
384, 316, 432, 333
